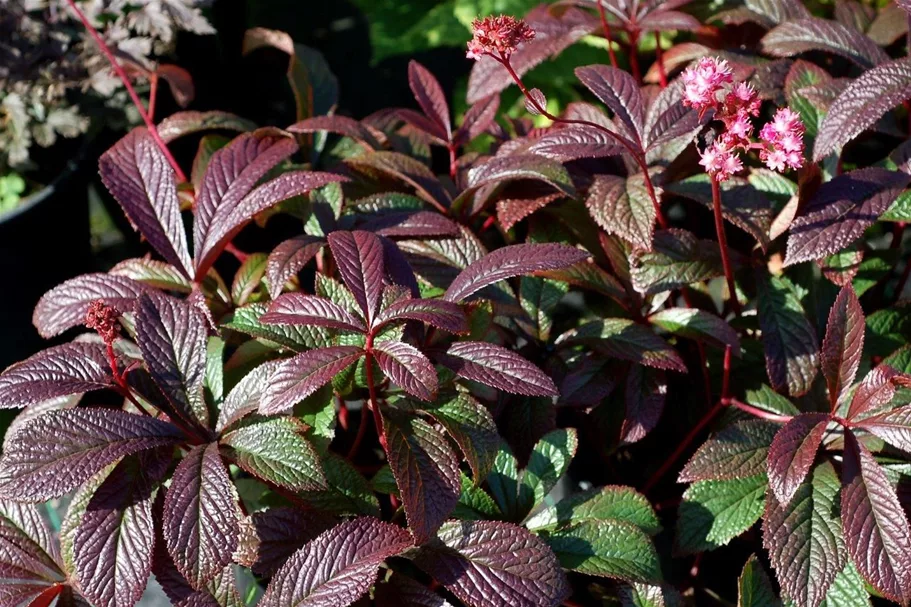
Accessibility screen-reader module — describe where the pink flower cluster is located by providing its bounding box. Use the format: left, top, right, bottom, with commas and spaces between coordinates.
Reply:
466, 15, 536, 61
682, 57, 805, 181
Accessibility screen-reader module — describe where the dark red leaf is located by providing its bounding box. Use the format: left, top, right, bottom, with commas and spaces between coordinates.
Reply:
327, 230, 386, 324
437, 341, 557, 397
461, 155, 576, 207
156, 111, 256, 143
644, 79, 705, 151
287, 116, 381, 149
443, 244, 588, 303
496, 193, 564, 231
848, 365, 908, 421
373, 298, 468, 334
821, 286, 865, 409
375, 575, 452, 607
854, 405, 911, 452
841, 431, 911, 602
0, 408, 182, 501
260, 346, 364, 415
408, 61, 451, 142
574, 65, 644, 147
586, 173, 656, 251
620, 366, 667, 445
135, 291, 210, 429
265, 235, 325, 300
768, 413, 830, 506
235, 507, 334, 576
415, 520, 570, 607
259, 517, 413, 607
98, 128, 193, 278
785, 168, 910, 266
32, 274, 145, 338
346, 152, 451, 210
156, 64, 195, 108
456, 95, 500, 146
384, 411, 460, 544
761, 18, 889, 69
163, 443, 239, 590
556, 319, 688, 373
360, 211, 459, 239
0, 342, 122, 409
526, 126, 625, 162
215, 360, 282, 433
0, 500, 63, 583
373, 341, 438, 402
262, 293, 366, 333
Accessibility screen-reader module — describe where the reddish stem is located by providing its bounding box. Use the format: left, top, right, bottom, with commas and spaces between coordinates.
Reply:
721, 344, 732, 402
364, 334, 388, 453
448, 143, 458, 183
711, 175, 741, 316
726, 398, 793, 423
643, 400, 724, 494
594, 1, 619, 68
224, 242, 250, 263
654, 32, 667, 88
497, 54, 668, 228
346, 400, 371, 460
65, 0, 187, 183
628, 29, 642, 82
481, 215, 497, 232
148, 73, 159, 121
30, 585, 64, 607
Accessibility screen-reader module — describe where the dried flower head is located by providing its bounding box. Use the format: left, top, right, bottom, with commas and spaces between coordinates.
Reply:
84, 300, 121, 344
466, 15, 536, 61
759, 108, 805, 172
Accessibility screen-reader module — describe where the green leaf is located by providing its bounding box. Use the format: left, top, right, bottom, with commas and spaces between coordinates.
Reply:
557, 319, 687, 372
518, 429, 578, 517
454, 471, 502, 520
744, 384, 801, 416
487, 443, 521, 520
818, 562, 871, 607
739, 555, 781, 607
224, 303, 333, 351
542, 519, 661, 583
519, 277, 568, 342
299, 453, 380, 516
221, 418, 326, 491
679, 420, 779, 483
853, 250, 899, 297
619, 583, 683, 607
292, 384, 336, 452
525, 486, 661, 536
206, 336, 225, 407
650, 307, 741, 354
866, 307, 911, 359
882, 189, 911, 222
630, 229, 724, 295
676, 475, 767, 554
231, 253, 268, 306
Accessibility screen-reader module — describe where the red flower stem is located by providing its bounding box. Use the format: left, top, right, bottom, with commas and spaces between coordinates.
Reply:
364, 334, 388, 453
448, 143, 458, 183
497, 54, 668, 228
346, 400, 371, 460
628, 29, 642, 82
654, 32, 667, 88
595, 1, 619, 68
710, 175, 741, 316
65, 0, 188, 183
726, 398, 793, 423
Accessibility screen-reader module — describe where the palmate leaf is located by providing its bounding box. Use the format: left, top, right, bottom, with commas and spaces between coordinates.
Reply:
260, 346, 363, 415
415, 520, 570, 607
557, 319, 687, 373
841, 431, 911, 602
408, 60, 451, 142
543, 519, 661, 583
98, 127, 193, 278
785, 168, 910, 266
135, 291, 209, 429
327, 230, 386, 324
764, 461, 845, 607
768, 413, 830, 506
760, 18, 888, 69
675, 475, 767, 554
738, 555, 780, 607
162, 443, 239, 590
32, 274, 145, 338
260, 517, 413, 607
264, 235, 325, 300
0, 342, 123, 409
384, 411, 460, 544
821, 286, 865, 408
680, 420, 779, 483
261, 293, 366, 333
586, 173, 656, 251
436, 341, 558, 397
0, 408, 182, 501
755, 272, 819, 396
443, 243, 587, 304
221, 418, 326, 491
373, 298, 468, 334
620, 366, 667, 445
73, 451, 167, 607
815, 58, 911, 160
373, 341, 438, 402
574, 65, 644, 148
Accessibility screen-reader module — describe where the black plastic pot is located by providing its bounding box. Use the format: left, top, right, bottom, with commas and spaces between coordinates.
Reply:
0, 139, 94, 372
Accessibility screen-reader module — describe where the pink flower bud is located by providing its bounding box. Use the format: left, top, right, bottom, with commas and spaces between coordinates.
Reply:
466, 15, 536, 60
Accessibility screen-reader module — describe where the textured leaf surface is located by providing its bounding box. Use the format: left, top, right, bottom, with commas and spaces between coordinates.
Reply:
650, 308, 741, 353
221, 418, 326, 491
853, 404, 911, 452
265, 236, 325, 300
32, 274, 145, 338
416, 520, 570, 607
786, 168, 910, 266
0, 342, 120, 409
373, 341, 438, 402
840, 432, 911, 601
760, 18, 888, 69
680, 420, 779, 483
544, 519, 660, 583
346, 152, 450, 209
224, 304, 332, 352
518, 429, 578, 516
0, 408, 181, 501
235, 508, 334, 576
630, 229, 724, 295
815, 58, 911, 160
286, 116, 381, 149
526, 485, 661, 536
163, 443, 239, 590
437, 341, 557, 396
0, 500, 63, 583
764, 462, 845, 607
99, 128, 192, 278
756, 272, 819, 396
586, 174, 656, 251
408, 60, 451, 141
620, 366, 667, 445
557, 319, 687, 372
527, 126, 625, 161
327, 231, 385, 324
821, 286, 865, 408
847, 365, 906, 421
574, 65, 644, 146
459, 156, 576, 212
373, 298, 468, 334
738, 555, 780, 607
260, 346, 363, 415
260, 517, 413, 607
384, 412, 460, 544
444, 244, 587, 303
262, 293, 366, 333
135, 291, 209, 428
676, 475, 766, 554
768, 413, 830, 506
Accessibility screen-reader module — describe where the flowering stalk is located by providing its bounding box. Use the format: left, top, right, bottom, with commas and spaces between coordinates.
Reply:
65, 0, 188, 183
594, 1, 619, 69
711, 175, 741, 316
654, 32, 667, 88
